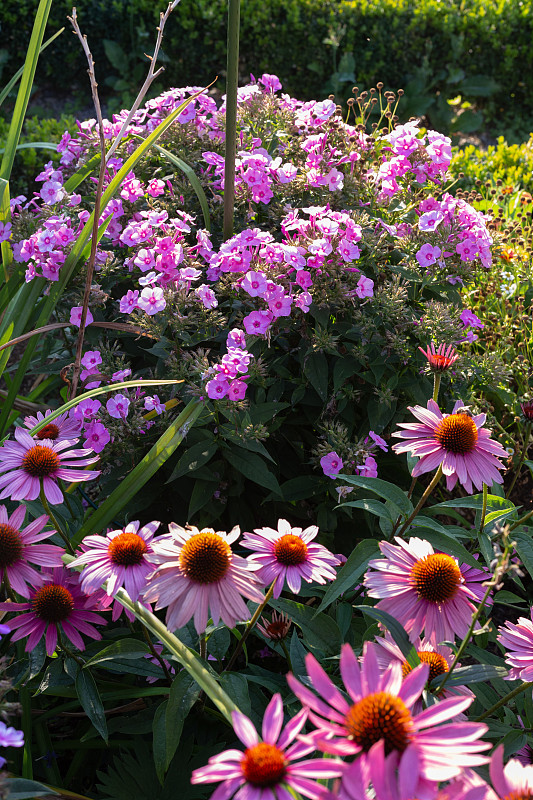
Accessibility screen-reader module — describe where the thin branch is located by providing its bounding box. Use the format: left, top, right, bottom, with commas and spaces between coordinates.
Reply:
67, 7, 108, 400
105, 0, 180, 163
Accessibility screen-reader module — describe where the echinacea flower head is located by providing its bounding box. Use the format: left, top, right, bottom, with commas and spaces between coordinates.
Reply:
142, 524, 265, 634
287, 642, 489, 787
497, 608, 533, 682
418, 342, 459, 373
0, 504, 64, 597
0, 428, 100, 505
521, 400, 533, 421
70, 520, 161, 601
257, 610, 292, 642
23, 409, 82, 442
241, 519, 341, 599
391, 399, 508, 493
191, 693, 345, 800
489, 744, 533, 800
364, 538, 491, 645
0, 567, 107, 655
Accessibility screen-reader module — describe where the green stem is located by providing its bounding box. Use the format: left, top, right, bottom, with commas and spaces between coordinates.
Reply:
140, 623, 173, 685
506, 421, 531, 500
434, 581, 493, 694
509, 508, 533, 531
223, 0, 240, 241
39, 481, 74, 554
432, 373, 441, 403
479, 482, 488, 534
224, 581, 275, 672
475, 681, 533, 721
280, 639, 293, 672
395, 466, 443, 537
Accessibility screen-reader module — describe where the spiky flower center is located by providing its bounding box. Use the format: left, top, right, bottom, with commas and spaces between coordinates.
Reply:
179, 531, 231, 584
36, 423, 60, 441
21, 445, 60, 477
411, 553, 462, 603
428, 354, 455, 372
402, 651, 449, 684
0, 523, 23, 568
434, 413, 478, 454
344, 691, 414, 754
108, 532, 148, 566
274, 534, 308, 566
503, 794, 533, 800
241, 742, 287, 787
32, 584, 74, 622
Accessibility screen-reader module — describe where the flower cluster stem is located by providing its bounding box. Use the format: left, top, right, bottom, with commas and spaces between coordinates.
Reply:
224, 581, 275, 673
223, 0, 240, 241
432, 373, 441, 403
478, 482, 488, 534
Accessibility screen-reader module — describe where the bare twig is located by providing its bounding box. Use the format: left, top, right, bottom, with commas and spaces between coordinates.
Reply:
67, 8, 108, 400
105, 0, 180, 163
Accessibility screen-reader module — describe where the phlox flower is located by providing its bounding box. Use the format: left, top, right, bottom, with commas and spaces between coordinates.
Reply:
460, 309, 484, 329
497, 608, 533, 681
119, 289, 139, 313
0, 222, 12, 244
320, 451, 343, 478
0, 721, 24, 767
137, 286, 166, 315
73, 398, 101, 423
287, 642, 489, 787
143, 523, 265, 634
69, 306, 94, 327
391, 399, 508, 493
83, 420, 111, 453
0, 567, 107, 655
106, 394, 130, 419
206, 377, 230, 400
144, 395, 165, 415
191, 693, 344, 800
23, 409, 82, 442
241, 270, 268, 297
243, 309, 273, 335
356, 276, 374, 298
369, 431, 388, 451
228, 379, 247, 401
241, 518, 340, 598
364, 537, 492, 644
0, 504, 64, 597
70, 520, 160, 601
0, 428, 100, 505
357, 455, 378, 477
416, 243, 442, 267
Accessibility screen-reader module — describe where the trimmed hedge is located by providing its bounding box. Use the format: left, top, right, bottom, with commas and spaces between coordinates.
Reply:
1, 0, 532, 136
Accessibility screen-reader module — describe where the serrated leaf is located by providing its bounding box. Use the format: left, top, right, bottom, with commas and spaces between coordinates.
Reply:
354, 605, 419, 667
83, 639, 149, 667
338, 475, 413, 518
316, 539, 379, 613
271, 598, 341, 655
224, 447, 281, 494
75, 668, 108, 742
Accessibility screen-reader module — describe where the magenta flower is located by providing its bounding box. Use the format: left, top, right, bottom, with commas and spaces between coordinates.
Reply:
0, 567, 107, 655
490, 745, 533, 800
287, 642, 489, 787
191, 693, 345, 800
0, 721, 24, 767
69, 306, 94, 327
70, 520, 160, 601
143, 524, 265, 634
83, 420, 111, 453
106, 394, 130, 419
320, 451, 343, 478
391, 398, 508, 493
23, 409, 82, 442
241, 518, 340, 599
497, 609, 533, 681
0, 504, 64, 597
364, 537, 492, 645
0, 428, 100, 505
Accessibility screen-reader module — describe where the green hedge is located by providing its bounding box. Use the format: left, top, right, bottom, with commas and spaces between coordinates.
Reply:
1, 0, 532, 137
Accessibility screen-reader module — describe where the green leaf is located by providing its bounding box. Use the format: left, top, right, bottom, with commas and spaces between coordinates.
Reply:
459, 74, 500, 97
316, 539, 379, 613
72, 398, 202, 545
430, 664, 508, 689
429, 494, 514, 512
304, 351, 328, 401
152, 143, 211, 232
513, 530, 533, 580
483, 507, 518, 529
83, 639, 149, 667
354, 605, 419, 667
338, 475, 413, 518
155, 673, 200, 782
223, 447, 281, 494
166, 440, 217, 482
0, 27, 64, 110
408, 519, 481, 569
4, 779, 59, 799
271, 598, 341, 655
279, 475, 323, 501
220, 673, 251, 717
340, 499, 393, 522
152, 702, 168, 786
188, 477, 217, 519
75, 668, 108, 741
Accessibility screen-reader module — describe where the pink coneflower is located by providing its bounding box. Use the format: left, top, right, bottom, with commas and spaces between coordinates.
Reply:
521, 400, 533, 421
0, 428, 100, 505
497, 609, 533, 681
489, 744, 533, 800
257, 610, 292, 642
287, 642, 489, 788
191, 693, 345, 800
241, 519, 340, 598
0, 567, 107, 655
0, 504, 64, 597
364, 537, 491, 645
142, 524, 265, 634
23, 409, 82, 441
418, 343, 459, 373
391, 399, 508, 493
70, 520, 160, 601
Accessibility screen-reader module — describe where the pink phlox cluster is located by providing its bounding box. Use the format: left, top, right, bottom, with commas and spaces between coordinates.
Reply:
205, 329, 252, 402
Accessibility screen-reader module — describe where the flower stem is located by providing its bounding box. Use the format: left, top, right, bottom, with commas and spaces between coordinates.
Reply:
509, 508, 533, 531
224, 581, 275, 673
39, 482, 74, 554
432, 373, 441, 403
506, 421, 531, 500
395, 466, 443, 537
474, 681, 533, 721
139, 623, 173, 686
280, 639, 293, 673
479, 482, 488, 534
434, 580, 493, 695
